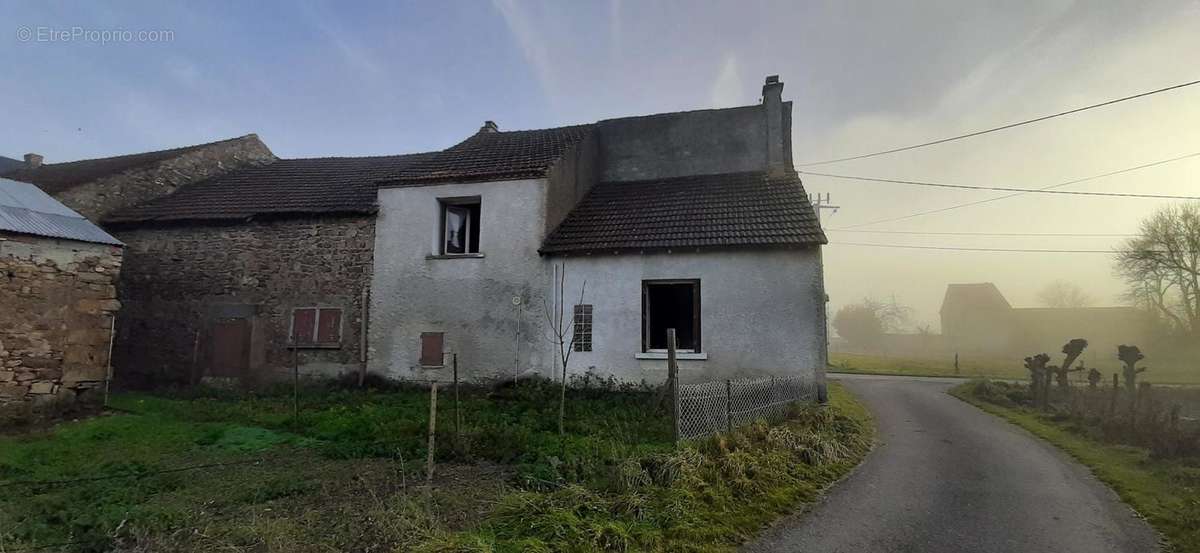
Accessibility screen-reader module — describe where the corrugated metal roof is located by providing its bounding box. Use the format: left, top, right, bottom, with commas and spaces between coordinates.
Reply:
0, 178, 122, 245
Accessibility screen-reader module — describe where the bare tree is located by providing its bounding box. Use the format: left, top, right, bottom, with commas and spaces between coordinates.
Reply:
1116, 202, 1200, 339
872, 295, 914, 333
543, 263, 586, 439
1036, 280, 1094, 309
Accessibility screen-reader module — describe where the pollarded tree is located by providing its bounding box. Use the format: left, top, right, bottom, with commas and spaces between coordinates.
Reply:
1117, 344, 1146, 394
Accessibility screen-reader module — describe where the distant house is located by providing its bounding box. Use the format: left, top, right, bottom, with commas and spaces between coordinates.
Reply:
940, 283, 1017, 353
940, 282, 1147, 357
1, 135, 275, 222
93, 75, 829, 391
0, 178, 123, 405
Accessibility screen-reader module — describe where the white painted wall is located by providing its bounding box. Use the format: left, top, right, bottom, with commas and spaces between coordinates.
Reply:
368, 178, 827, 388
368, 178, 557, 382
557, 249, 827, 385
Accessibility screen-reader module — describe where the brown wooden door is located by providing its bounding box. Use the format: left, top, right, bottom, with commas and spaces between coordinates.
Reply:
211, 318, 250, 378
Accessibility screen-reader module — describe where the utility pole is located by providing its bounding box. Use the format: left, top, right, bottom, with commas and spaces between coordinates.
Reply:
808, 192, 840, 228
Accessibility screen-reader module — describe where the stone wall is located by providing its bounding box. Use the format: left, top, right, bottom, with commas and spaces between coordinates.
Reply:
0, 233, 122, 405
112, 215, 374, 386
56, 135, 276, 222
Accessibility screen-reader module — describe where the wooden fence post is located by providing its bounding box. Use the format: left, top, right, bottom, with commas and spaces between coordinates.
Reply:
453, 353, 460, 446
103, 315, 116, 408
427, 382, 439, 484
667, 328, 679, 444
1108, 373, 1119, 419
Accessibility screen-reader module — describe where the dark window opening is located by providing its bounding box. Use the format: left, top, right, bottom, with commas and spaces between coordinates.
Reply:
420, 332, 444, 367
573, 304, 593, 352
643, 280, 700, 352
441, 199, 481, 254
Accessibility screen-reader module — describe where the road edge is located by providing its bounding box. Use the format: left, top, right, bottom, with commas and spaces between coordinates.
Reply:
947, 383, 1171, 552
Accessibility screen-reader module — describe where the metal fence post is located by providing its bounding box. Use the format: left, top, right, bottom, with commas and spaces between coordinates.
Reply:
667, 328, 680, 444
726, 379, 733, 433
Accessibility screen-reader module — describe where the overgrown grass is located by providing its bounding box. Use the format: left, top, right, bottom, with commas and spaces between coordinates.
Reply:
422, 383, 873, 552
0, 378, 872, 552
952, 380, 1200, 552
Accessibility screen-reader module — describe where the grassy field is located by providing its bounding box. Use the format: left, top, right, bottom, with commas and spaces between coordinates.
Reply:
831, 351, 1200, 385
0, 379, 872, 552
951, 381, 1200, 552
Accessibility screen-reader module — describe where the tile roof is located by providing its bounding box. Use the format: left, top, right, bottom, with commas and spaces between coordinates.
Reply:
540, 171, 826, 254
1, 135, 259, 195
383, 124, 593, 185
104, 153, 435, 224
0, 178, 122, 245
940, 283, 1012, 315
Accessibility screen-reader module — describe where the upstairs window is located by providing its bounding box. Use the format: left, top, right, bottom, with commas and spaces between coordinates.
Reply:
642, 280, 701, 352
440, 198, 481, 254
291, 307, 342, 346
573, 304, 593, 352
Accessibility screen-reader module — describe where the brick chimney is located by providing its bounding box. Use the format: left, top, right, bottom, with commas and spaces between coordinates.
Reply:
24, 153, 43, 169
480, 120, 499, 133
762, 75, 786, 175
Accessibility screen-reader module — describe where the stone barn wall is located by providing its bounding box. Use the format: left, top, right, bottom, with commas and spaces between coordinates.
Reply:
111, 215, 374, 386
0, 233, 122, 405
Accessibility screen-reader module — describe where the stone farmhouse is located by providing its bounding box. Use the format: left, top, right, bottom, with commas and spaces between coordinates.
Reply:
0, 178, 123, 405
9, 75, 829, 390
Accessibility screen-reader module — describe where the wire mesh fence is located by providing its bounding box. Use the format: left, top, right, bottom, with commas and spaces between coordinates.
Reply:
675, 375, 818, 441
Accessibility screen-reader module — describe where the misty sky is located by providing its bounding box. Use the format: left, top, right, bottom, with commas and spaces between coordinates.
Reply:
3, 1, 1198, 330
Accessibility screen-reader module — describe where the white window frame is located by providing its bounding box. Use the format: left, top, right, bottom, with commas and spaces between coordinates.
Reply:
439, 197, 482, 256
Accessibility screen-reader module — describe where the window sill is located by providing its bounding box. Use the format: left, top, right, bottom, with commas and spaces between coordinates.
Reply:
420, 365, 445, 370
635, 352, 708, 361
427, 253, 485, 260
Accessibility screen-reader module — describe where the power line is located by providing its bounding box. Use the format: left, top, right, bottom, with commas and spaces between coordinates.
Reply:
831, 242, 1128, 253
800, 169, 1200, 200
836, 151, 1200, 229
826, 229, 1135, 237
796, 78, 1200, 166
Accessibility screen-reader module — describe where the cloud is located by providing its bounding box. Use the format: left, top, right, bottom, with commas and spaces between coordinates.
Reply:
710, 53, 742, 108
608, 0, 623, 60
492, 0, 556, 100
299, 3, 385, 78
165, 57, 202, 89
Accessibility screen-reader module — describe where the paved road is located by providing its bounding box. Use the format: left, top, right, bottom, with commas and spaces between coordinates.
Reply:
743, 374, 1161, 553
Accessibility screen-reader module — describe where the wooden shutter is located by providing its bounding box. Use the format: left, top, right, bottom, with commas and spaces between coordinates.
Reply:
292, 308, 316, 344
317, 308, 342, 343
420, 332, 444, 366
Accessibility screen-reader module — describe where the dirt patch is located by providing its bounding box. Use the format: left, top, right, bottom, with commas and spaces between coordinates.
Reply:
0, 401, 109, 436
